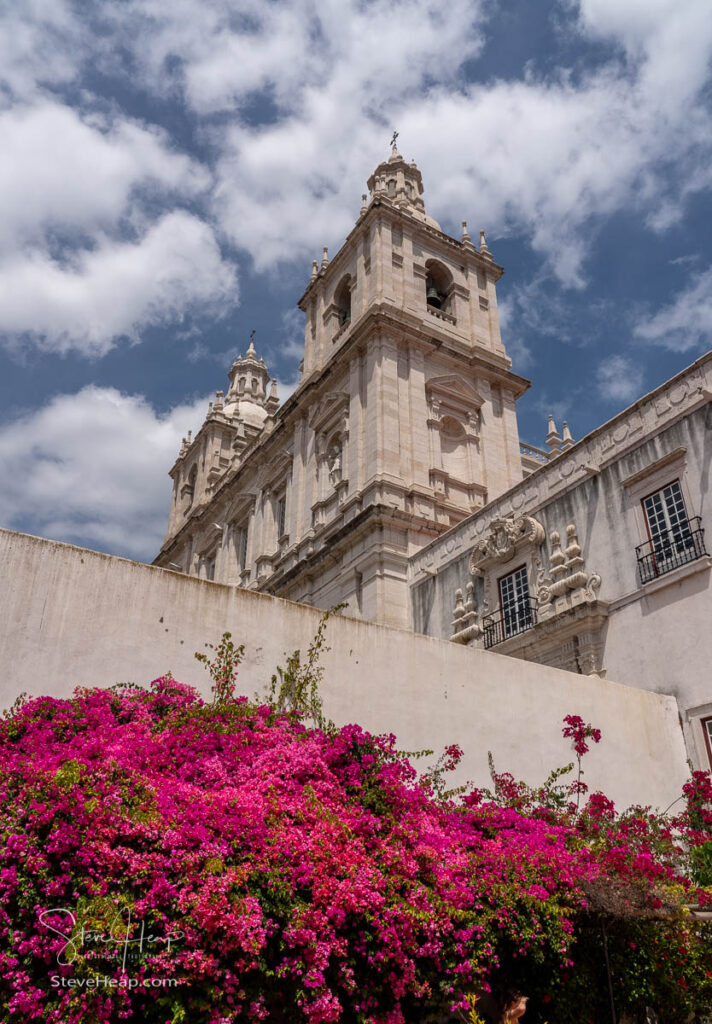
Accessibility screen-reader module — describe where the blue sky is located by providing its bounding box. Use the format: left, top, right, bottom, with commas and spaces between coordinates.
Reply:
1, 0, 711, 561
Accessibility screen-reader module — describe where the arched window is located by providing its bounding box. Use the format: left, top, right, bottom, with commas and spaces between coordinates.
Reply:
334, 275, 352, 328
386, 178, 396, 197
424, 259, 453, 312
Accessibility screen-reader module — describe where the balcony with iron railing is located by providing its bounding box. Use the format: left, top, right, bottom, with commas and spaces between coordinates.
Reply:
636, 518, 708, 585
482, 597, 539, 650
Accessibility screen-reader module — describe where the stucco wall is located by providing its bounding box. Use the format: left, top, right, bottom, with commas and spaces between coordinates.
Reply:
0, 527, 689, 811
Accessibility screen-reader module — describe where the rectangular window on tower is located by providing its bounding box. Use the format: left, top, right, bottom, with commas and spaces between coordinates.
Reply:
276, 493, 287, 541
636, 480, 707, 583
235, 525, 248, 574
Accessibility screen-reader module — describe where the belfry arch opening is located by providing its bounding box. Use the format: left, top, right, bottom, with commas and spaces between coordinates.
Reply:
334, 275, 352, 327
424, 260, 453, 312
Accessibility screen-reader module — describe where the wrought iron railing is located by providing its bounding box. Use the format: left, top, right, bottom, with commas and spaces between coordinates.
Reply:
482, 598, 539, 650
636, 517, 708, 585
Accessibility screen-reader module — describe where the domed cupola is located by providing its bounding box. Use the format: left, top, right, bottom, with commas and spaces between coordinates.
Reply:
223, 332, 279, 434
366, 138, 441, 230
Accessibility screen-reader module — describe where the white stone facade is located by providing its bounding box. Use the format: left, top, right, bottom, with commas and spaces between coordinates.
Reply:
155, 146, 529, 627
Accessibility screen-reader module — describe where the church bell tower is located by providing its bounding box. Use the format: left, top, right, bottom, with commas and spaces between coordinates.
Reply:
157, 142, 529, 630
285, 141, 530, 624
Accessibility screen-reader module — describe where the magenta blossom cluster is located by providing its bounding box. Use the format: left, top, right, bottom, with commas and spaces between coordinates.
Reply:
0, 680, 710, 1024
562, 714, 602, 757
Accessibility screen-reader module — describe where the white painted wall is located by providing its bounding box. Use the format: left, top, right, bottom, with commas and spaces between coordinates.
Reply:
0, 527, 689, 811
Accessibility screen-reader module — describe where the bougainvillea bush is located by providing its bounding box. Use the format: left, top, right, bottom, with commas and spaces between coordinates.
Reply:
0, 640, 710, 1023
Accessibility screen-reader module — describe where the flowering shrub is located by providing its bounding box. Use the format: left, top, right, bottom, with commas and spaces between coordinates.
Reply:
0, 659, 710, 1023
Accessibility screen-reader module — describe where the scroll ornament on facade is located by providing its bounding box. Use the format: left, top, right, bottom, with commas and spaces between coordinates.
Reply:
536, 523, 601, 619
468, 514, 546, 572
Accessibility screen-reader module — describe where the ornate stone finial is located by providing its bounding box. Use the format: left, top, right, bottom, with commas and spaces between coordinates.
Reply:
564, 523, 585, 575
310, 259, 318, 282
321, 245, 329, 270
390, 129, 399, 155
546, 413, 562, 457
187, 430, 192, 444
214, 390, 224, 411
461, 220, 471, 243
207, 400, 213, 415
246, 330, 257, 358
561, 420, 574, 451
269, 378, 278, 399
548, 530, 567, 581
479, 229, 492, 257
360, 193, 368, 215
450, 580, 482, 645
179, 436, 188, 456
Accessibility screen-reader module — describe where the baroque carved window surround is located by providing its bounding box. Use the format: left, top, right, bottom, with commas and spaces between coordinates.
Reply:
426, 374, 486, 508
309, 391, 350, 528
452, 513, 608, 677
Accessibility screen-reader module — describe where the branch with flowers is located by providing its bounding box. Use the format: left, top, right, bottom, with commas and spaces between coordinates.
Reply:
0, 626, 709, 1024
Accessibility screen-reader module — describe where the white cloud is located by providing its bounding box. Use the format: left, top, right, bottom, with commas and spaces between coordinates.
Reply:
2, 0, 712, 356
0, 387, 209, 560
0, 102, 209, 251
596, 354, 644, 403
185, 0, 712, 282
0, 0, 81, 98
115, 0, 486, 115
0, 101, 237, 356
0, 211, 238, 356
633, 267, 712, 351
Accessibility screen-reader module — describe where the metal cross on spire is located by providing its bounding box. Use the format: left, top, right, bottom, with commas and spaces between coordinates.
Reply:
390, 130, 399, 149
250, 329, 256, 343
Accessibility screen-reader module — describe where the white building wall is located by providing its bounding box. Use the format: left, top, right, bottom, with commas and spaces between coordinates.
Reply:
0, 527, 689, 812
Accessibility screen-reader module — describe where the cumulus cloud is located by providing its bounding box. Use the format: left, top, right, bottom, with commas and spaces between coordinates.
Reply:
633, 267, 712, 351
145, 0, 711, 283
0, 212, 237, 356
0, 102, 208, 251
0, 0, 81, 98
113, 0, 486, 115
0, 387, 209, 560
0, 102, 236, 356
596, 354, 644, 404
4, 0, 712, 308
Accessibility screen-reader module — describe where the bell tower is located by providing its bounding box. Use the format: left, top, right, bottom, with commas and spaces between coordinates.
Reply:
282, 143, 530, 624
157, 144, 530, 630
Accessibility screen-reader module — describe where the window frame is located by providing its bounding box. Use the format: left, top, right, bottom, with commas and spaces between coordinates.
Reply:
640, 479, 692, 555
276, 492, 287, 541
235, 523, 248, 573
498, 564, 533, 640
702, 716, 712, 770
